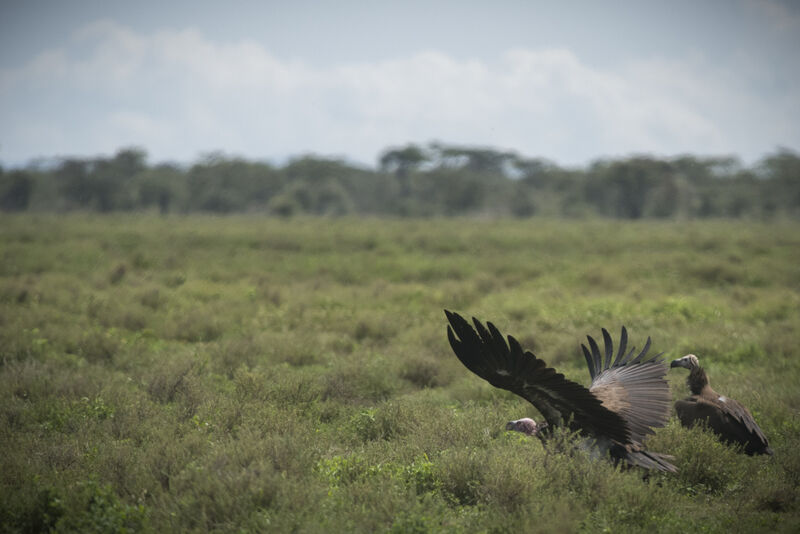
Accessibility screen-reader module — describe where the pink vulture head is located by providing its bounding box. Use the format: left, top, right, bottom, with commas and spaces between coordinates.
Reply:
505, 417, 545, 436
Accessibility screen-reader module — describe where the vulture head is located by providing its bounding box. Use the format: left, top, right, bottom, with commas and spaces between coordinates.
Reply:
670, 353, 708, 394
505, 417, 546, 436
670, 354, 699, 370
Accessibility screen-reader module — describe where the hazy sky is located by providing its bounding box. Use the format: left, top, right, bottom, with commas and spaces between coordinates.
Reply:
1, 0, 799, 168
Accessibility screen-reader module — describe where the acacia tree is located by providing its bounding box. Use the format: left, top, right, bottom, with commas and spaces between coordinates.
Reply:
379, 144, 429, 197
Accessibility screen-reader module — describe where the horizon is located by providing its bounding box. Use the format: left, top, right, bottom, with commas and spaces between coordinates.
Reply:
3, 142, 796, 174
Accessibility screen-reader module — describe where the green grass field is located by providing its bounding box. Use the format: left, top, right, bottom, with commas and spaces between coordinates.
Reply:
1, 214, 799, 533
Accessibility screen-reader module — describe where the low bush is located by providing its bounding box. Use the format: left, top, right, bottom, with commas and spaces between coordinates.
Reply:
1, 215, 798, 532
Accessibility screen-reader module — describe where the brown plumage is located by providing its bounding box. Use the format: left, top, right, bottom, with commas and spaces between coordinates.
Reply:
670, 354, 773, 456
445, 310, 676, 472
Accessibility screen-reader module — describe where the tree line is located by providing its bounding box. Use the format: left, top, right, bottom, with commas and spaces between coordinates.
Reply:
1, 143, 798, 218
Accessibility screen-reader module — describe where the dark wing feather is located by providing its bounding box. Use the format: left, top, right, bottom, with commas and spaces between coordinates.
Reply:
675, 397, 757, 449
615, 445, 677, 473
715, 397, 769, 446
445, 310, 632, 444
587, 335, 603, 378
583, 344, 597, 381
611, 326, 628, 367
684, 393, 771, 453
629, 337, 653, 364
602, 328, 614, 370
584, 327, 671, 444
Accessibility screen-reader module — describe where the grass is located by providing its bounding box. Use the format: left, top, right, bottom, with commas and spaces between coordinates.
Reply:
1, 214, 799, 533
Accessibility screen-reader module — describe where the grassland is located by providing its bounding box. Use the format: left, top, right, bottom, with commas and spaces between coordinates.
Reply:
1, 214, 799, 533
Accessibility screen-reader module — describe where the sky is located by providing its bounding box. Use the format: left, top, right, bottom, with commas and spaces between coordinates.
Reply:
1, 0, 799, 169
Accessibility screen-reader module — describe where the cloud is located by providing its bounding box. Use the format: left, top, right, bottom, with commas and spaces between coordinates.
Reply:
1, 20, 797, 166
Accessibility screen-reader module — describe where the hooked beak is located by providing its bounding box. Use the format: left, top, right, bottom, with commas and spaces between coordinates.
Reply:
670, 357, 691, 369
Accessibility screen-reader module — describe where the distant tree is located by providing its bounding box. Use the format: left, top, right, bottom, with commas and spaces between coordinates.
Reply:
281, 156, 372, 215
410, 168, 490, 216
379, 144, 428, 197
186, 154, 282, 212
57, 158, 100, 210
587, 158, 676, 219
103, 147, 147, 181
514, 157, 558, 186
508, 181, 537, 217
133, 164, 184, 214
2, 142, 798, 219
759, 148, 800, 179
284, 156, 353, 182
52, 148, 148, 211
0, 170, 34, 211
91, 147, 148, 210
757, 148, 800, 217
269, 179, 353, 216
379, 144, 428, 176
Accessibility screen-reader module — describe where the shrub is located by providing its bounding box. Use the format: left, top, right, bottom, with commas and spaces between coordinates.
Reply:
53, 479, 149, 533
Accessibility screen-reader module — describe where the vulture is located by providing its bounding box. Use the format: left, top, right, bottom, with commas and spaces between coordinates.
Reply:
445, 310, 676, 472
670, 354, 773, 456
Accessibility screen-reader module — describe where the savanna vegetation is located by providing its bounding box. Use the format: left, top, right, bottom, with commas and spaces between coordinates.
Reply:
2, 143, 799, 219
1, 215, 799, 532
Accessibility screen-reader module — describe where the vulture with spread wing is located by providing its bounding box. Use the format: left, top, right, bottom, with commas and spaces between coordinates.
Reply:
445, 310, 676, 472
670, 354, 773, 456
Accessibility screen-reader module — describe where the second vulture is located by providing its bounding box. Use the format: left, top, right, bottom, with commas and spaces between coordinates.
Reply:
445, 310, 676, 472
670, 354, 773, 456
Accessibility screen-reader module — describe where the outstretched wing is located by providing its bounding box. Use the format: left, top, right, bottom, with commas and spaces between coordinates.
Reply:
582, 327, 671, 444
445, 310, 631, 444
